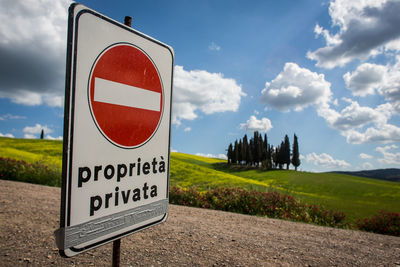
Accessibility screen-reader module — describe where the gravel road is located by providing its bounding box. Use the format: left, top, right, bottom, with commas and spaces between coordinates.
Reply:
0, 179, 399, 266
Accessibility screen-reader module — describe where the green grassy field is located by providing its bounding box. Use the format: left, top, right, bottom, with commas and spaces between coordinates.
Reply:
1, 137, 399, 222
171, 152, 400, 221
0, 137, 62, 167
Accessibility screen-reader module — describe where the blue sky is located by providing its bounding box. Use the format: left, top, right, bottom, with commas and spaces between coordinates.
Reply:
1, 0, 400, 172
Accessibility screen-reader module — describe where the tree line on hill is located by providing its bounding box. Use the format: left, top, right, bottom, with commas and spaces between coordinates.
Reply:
227, 131, 300, 170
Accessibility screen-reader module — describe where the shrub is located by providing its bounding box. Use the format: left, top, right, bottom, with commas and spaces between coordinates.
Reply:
0, 157, 61, 187
169, 186, 348, 228
356, 210, 400, 236
304, 204, 347, 228
169, 186, 210, 208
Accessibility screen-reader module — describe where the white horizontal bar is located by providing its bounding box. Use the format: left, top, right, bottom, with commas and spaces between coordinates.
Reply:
94, 77, 161, 112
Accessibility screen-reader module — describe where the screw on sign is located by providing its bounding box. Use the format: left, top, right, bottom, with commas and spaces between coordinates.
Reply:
88, 43, 164, 148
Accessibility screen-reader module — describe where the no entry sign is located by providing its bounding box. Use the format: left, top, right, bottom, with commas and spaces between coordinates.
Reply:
56, 4, 174, 257
89, 43, 164, 148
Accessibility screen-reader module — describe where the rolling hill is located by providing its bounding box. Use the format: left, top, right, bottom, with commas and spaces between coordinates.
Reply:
331, 169, 400, 182
171, 152, 400, 222
1, 137, 399, 222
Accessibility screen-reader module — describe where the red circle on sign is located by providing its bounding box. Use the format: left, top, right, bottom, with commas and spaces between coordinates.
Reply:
88, 43, 163, 148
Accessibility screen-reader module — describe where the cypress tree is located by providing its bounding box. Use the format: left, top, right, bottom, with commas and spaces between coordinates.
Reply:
227, 143, 233, 164
278, 142, 285, 169
292, 134, 301, 171
262, 133, 268, 161
243, 134, 249, 165
249, 139, 254, 166
238, 139, 243, 164
233, 140, 239, 164
272, 145, 279, 169
257, 132, 263, 165
266, 144, 272, 170
284, 135, 290, 170
252, 132, 257, 165
252, 131, 263, 166
40, 129, 44, 139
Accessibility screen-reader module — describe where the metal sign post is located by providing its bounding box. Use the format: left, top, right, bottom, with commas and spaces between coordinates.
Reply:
112, 236, 121, 267
111, 15, 132, 267
55, 4, 174, 259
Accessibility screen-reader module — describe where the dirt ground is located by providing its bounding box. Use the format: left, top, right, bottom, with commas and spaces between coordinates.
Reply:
0, 179, 399, 266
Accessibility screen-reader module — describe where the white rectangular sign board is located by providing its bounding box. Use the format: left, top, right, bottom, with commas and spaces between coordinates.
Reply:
55, 3, 174, 257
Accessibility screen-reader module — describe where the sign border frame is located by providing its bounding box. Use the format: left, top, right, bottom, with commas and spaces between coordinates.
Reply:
58, 3, 174, 257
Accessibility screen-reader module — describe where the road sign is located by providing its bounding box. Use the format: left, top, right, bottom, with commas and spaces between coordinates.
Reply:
89, 43, 164, 148
55, 4, 174, 257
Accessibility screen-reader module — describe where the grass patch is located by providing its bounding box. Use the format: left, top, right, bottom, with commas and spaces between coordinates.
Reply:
0, 137, 62, 167
170, 156, 276, 192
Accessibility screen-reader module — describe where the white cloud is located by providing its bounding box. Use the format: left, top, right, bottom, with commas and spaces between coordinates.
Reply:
9, 91, 43, 106
257, 1, 400, 148
217, 154, 228, 160
343, 63, 386, 96
44, 95, 64, 108
385, 38, 400, 51
171, 102, 197, 125
317, 98, 400, 144
376, 145, 400, 165
171, 148, 178, 153
305, 152, 350, 169
331, 100, 388, 131
308, 0, 400, 68
0, 114, 25, 120
45, 135, 62, 140
0, 90, 64, 107
0, 132, 14, 138
260, 63, 332, 111
260, 62, 400, 145
343, 58, 400, 109
0, 0, 70, 106
173, 65, 246, 125
257, 63, 400, 144
380, 57, 400, 106
196, 153, 227, 160
359, 153, 373, 159
345, 123, 400, 144
362, 162, 374, 169
239, 115, 273, 132
208, 42, 221, 51
184, 127, 191, 132
313, 24, 341, 47
23, 123, 53, 138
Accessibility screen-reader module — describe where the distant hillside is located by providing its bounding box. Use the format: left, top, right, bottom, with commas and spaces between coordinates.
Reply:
330, 169, 400, 183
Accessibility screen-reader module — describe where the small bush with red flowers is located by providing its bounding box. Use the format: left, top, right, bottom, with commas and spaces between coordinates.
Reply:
356, 210, 400, 236
170, 186, 348, 228
0, 157, 61, 187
